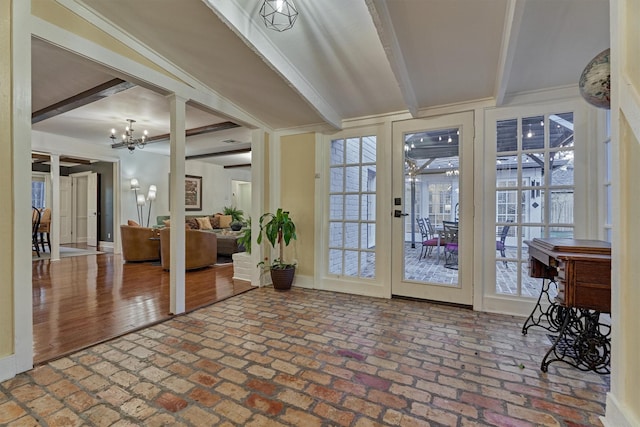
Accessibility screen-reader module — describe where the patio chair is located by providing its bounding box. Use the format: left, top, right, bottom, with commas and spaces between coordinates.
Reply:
442, 220, 459, 270
496, 220, 513, 266
417, 217, 440, 259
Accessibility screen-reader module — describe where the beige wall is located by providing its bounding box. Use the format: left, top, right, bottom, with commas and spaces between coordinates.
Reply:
0, 0, 14, 357
263, 133, 270, 214
619, 114, 640, 420
280, 133, 315, 277
627, 0, 640, 91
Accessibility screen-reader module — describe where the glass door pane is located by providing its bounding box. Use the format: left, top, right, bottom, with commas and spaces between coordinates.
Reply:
392, 112, 474, 306
495, 112, 575, 297
403, 127, 460, 284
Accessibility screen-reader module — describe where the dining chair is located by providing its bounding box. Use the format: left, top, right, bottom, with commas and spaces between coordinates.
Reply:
38, 208, 51, 253
32, 206, 42, 258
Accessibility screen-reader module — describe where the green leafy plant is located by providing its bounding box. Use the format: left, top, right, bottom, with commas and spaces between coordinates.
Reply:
236, 218, 252, 254
257, 208, 297, 269
222, 205, 244, 223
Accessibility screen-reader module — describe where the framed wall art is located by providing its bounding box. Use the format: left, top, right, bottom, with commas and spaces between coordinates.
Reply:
184, 175, 202, 211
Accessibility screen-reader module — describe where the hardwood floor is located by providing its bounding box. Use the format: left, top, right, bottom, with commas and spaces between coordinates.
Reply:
32, 251, 253, 365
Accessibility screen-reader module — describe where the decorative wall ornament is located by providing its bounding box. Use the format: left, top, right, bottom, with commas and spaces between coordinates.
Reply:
579, 48, 610, 109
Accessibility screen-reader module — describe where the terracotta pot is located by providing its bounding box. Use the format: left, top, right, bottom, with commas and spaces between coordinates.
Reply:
270, 266, 295, 290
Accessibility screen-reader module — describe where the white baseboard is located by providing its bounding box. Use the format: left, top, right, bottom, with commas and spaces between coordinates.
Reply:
601, 393, 639, 427
99, 241, 114, 249
292, 273, 314, 289
0, 354, 17, 383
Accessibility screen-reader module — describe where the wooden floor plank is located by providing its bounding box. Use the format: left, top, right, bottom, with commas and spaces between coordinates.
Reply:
32, 252, 253, 365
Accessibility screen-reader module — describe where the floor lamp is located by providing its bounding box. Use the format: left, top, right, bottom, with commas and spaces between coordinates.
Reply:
146, 185, 157, 227
130, 178, 143, 224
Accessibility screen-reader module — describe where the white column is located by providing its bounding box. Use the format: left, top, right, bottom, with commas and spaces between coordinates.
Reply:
11, 0, 33, 375
168, 94, 187, 315
50, 154, 61, 261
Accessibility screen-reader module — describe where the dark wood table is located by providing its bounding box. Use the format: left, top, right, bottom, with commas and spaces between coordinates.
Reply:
523, 238, 611, 373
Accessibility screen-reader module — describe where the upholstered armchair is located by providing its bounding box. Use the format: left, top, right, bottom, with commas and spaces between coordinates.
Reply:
159, 228, 217, 270
120, 225, 161, 262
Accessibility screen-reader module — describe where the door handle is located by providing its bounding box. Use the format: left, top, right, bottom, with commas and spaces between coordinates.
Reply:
394, 210, 409, 217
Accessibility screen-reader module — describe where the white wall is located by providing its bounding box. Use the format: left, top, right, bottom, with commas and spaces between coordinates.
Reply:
32, 130, 253, 228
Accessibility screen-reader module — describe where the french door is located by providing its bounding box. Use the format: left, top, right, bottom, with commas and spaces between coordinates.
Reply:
391, 113, 474, 305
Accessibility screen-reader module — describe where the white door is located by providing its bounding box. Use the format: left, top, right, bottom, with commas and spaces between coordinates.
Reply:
72, 175, 88, 243
87, 172, 98, 247
391, 112, 474, 305
59, 176, 72, 244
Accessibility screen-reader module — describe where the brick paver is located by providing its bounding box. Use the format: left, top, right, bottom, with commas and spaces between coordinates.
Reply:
0, 288, 608, 425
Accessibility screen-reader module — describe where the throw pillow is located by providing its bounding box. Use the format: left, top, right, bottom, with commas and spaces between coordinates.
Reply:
127, 219, 140, 227
186, 218, 199, 230
197, 216, 213, 230
210, 215, 220, 229
218, 215, 233, 229
163, 219, 171, 227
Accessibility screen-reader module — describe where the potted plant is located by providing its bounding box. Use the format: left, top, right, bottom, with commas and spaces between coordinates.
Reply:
257, 208, 297, 290
236, 218, 251, 253
223, 205, 245, 223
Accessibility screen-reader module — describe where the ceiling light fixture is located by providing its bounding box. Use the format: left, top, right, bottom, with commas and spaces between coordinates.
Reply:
260, 0, 298, 32
111, 119, 148, 153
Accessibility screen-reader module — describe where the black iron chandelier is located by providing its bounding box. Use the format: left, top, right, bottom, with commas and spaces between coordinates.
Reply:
110, 119, 148, 153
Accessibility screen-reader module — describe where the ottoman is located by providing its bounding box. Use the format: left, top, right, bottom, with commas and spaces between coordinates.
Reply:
216, 233, 240, 256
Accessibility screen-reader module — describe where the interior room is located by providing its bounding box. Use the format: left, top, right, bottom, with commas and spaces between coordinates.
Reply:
2, 0, 639, 426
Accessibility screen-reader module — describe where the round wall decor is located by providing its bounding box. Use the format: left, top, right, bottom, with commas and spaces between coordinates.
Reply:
579, 48, 610, 109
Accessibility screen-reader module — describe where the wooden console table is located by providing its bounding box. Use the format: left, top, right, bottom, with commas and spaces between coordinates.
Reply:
523, 238, 611, 373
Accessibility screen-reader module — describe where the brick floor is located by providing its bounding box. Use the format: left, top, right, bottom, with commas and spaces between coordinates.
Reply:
1, 288, 608, 426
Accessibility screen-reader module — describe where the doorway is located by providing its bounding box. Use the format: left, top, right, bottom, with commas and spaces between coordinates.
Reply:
70, 172, 99, 247
231, 180, 251, 221
391, 113, 474, 306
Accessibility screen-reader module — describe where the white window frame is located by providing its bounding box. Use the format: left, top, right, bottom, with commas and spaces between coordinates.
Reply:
482, 99, 597, 316
315, 123, 392, 299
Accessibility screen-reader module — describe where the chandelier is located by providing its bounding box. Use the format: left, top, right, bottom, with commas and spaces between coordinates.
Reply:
110, 119, 148, 153
259, 0, 298, 32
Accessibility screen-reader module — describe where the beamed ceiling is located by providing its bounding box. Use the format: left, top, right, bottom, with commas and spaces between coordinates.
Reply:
31, 0, 609, 169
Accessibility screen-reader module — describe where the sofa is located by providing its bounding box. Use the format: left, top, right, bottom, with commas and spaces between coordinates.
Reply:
120, 225, 160, 262
159, 227, 217, 271
156, 214, 233, 230
155, 214, 241, 256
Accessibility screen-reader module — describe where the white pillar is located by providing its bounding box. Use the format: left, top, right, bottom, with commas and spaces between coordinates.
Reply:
168, 94, 187, 315
50, 154, 60, 261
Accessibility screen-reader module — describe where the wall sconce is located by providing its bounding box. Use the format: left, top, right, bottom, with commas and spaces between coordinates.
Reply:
146, 185, 157, 227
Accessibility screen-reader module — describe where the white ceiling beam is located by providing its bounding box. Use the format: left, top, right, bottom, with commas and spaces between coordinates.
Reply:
366, 0, 419, 118
203, 0, 342, 130
494, 0, 526, 106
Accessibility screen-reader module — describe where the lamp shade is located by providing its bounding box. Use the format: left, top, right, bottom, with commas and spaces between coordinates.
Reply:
147, 185, 157, 201
130, 178, 140, 190
136, 194, 146, 206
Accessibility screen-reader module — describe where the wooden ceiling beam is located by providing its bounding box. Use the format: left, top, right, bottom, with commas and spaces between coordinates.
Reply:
223, 163, 252, 169
31, 153, 93, 165
32, 78, 135, 124
111, 121, 242, 149
186, 147, 251, 161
